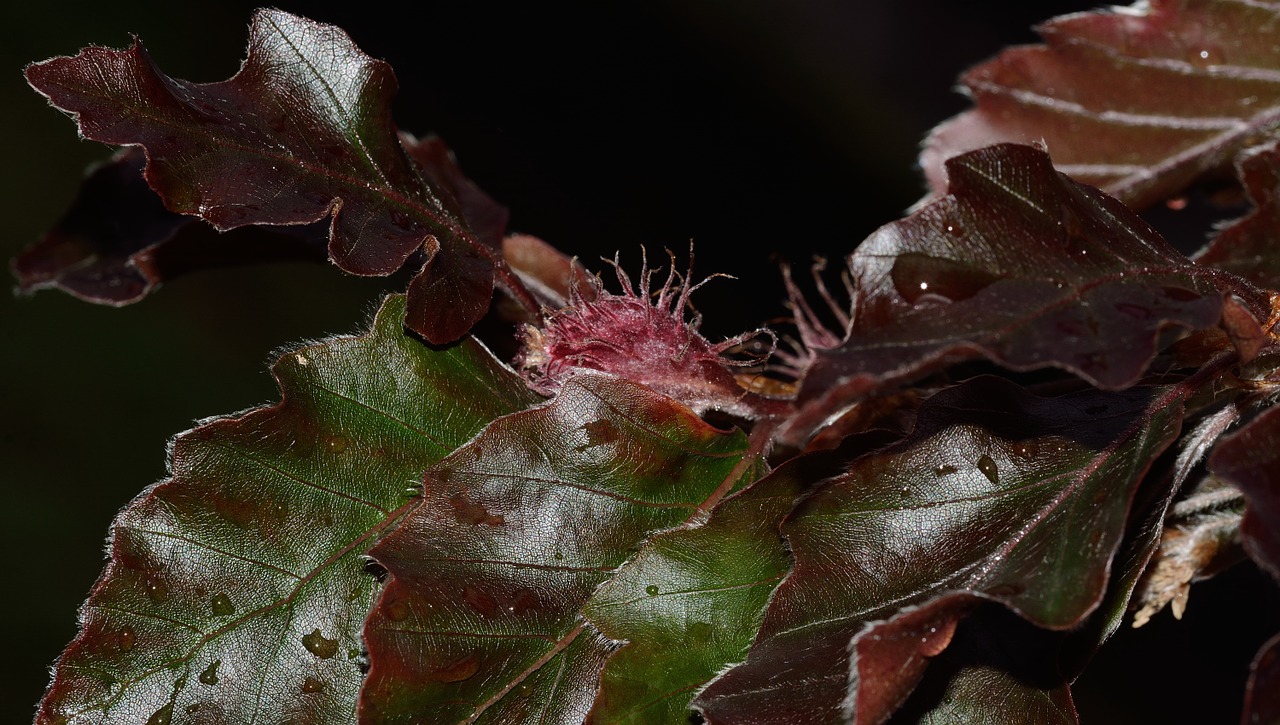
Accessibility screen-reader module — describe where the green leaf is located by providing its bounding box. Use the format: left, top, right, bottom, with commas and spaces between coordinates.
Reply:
358, 372, 754, 723
36, 295, 541, 724
698, 377, 1187, 723
580, 451, 832, 722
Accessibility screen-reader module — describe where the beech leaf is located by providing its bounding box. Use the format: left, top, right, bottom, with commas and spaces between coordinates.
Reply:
792, 144, 1231, 438
358, 372, 754, 723
24, 9, 509, 343
11, 148, 328, 304
580, 450, 840, 722
921, 0, 1280, 210
35, 295, 540, 724
697, 376, 1186, 724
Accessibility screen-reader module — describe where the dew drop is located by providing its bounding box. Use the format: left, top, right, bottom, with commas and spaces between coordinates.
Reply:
688, 621, 713, 641
327, 436, 348, 454
199, 659, 220, 686
933, 464, 958, 477
118, 626, 136, 652
890, 253, 1000, 304
146, 704, 173, 725
977, 455, 999, 484
554, 550, 565, 560
645, 585, 660, 596
302, 676, 324, 694
143, 576, 168, 604
302, 628, 339, 659
385, 598, 410, 622
210, 593, 235, 617
432, 655, 480, 683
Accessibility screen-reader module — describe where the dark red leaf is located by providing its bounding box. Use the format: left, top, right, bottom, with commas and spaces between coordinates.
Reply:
790, 144, 1234, 441
921, 0, 1280, 210
399, 133, 509, 250
10, 148, 326, 304
1196, 142, 1280, 291
697, 376, 1187, 723
24, 9, 516, 342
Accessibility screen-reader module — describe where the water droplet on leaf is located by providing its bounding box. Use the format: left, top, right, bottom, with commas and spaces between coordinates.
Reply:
146, 704, 173, 725
302, 676, 324, 693
688, 621, 713, 641
327, 436, 348, 453
890, 253, 1001, 304
210, 593, 235, 616
199, 660, 220, 685
385, 598, 410, 622
645, 585, 659, 596
302, 628, 339, 659
144, 577, 168, 604
934, 464, 958, 477
117, 626, 136, 652
977, 454, 999, 484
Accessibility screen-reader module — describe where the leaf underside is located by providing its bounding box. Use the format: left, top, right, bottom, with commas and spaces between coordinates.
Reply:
35, 295, 540, 725
24, 9, 503, 343
921, 0, 1280, 211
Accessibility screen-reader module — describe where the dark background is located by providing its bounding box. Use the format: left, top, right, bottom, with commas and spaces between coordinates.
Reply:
3, 1, 1277, 722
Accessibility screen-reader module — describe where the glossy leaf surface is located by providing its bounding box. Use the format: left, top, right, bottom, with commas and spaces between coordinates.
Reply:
358, 372, 752, 723
698, 377, 1185, 724
35, 295, 540, 724
581, 451, 837, 722
793, 144, 1227, 435
25, 9, 505, 343
921, 0, 1280, 210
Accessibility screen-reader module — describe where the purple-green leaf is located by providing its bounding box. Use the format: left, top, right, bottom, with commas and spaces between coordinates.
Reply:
698, 376, 1187, 724
921, 0, 1280, 211
580, 451, 838, 722
24, 9, 516, 343
790, 144, 1233, 441
358, 372, 754, 723
35, 295, 540, 725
